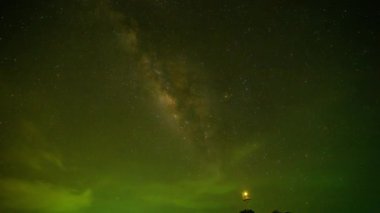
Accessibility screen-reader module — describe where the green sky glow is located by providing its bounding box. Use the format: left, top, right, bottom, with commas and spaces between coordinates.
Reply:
0, 0, 378, 212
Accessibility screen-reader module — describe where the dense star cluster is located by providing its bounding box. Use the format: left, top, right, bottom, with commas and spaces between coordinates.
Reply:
0, 0, 378, 212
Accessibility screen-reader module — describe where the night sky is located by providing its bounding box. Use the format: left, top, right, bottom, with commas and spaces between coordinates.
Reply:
0, 0, 379, 212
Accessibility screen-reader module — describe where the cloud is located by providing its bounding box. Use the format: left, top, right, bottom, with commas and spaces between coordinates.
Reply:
0, 178, 92, 212
136, 176, 236, 210
3, 148, 65, 171
229, 142, 260, 166
0, 120, 66, 172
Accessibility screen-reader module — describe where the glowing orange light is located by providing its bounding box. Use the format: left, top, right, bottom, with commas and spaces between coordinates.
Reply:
242, 190, 251, 201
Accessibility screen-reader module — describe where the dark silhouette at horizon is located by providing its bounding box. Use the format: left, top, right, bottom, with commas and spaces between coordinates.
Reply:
240, 209, 254, 213
272, 210, 291, 213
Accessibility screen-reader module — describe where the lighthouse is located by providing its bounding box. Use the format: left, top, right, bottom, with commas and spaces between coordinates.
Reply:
240, 190, 254, 213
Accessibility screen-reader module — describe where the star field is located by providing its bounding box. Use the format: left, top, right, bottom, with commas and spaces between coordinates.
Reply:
0, 0, 378, 212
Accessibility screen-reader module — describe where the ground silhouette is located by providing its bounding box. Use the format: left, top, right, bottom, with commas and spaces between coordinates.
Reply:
272, 210, 291, 213
240, 209, 255, 213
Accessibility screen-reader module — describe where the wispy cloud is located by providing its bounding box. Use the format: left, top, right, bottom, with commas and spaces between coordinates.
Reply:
229, 142, 260, 166
0, 178, 92, 212
142, 178, 236, 209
